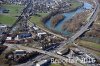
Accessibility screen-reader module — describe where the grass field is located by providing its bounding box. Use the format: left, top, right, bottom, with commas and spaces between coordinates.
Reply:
0, 14, 16, 25
37, 13, 48, 17
50, 64, 62, 66
70, 2, 82, 9
77, 40, 100, 56
67, 0, 82, 9
0, 4, 24, 25
78, 40, 100, 51
1, 4, 24, 15
30, 0, 82, 27
30, 16, 42, 26
30, 13, 48, 27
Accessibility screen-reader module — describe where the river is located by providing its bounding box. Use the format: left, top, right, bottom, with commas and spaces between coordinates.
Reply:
45, 2, 93, 36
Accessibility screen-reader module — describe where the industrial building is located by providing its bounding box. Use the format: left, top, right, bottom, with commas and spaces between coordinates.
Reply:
0, 24, 7, 32
13, 50, 27, 56
36, 59, 51, 66
57, 48, 70, 55
5, 32, 33, 44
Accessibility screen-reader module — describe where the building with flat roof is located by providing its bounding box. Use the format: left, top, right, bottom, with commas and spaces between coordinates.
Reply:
57, 48, 70, 55
13, 50, 27, 56
36, 59, 51, 66
0, 24, 7, 33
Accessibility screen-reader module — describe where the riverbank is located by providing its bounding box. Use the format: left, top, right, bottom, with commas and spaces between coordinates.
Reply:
62, 11, 89, 33
30, 13, 67, 39
30, 0, 83, 36
44, 2, 93, 37
51, 15, 65, 27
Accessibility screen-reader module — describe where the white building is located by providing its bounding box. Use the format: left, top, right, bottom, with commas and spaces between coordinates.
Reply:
0, 24, 7, 32
6, 37, 12, 40
57, 48, 70, 55
37, 32, 47, 38
13, 50, 27, 56
36, 59, 51, 66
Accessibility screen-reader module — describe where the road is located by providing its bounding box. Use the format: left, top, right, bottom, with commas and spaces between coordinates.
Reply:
28, 21, 66, 40
57, 0, 100, 51
3, 0, 100, 66
5, 44, 67, 62
5, 44, 94, 66
28, 0, 100, 65
0, 2, 33, 44
8, 44, 87, 66
15, 0, 99, 65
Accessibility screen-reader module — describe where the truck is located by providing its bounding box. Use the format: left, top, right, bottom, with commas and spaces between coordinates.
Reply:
57, 48, 70, 55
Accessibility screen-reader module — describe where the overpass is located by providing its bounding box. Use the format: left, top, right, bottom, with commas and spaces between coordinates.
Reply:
5, 44, 68, 63
23, 0, 100, 64
11, 45, 86, 66
3, 0, 100, 65
16, 0, 99, 64
57, 0, 100, 50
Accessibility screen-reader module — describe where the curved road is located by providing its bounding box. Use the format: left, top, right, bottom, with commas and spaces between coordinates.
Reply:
15, 0, 99, 64
4, 0, 100, 65
57, 0, 100, 51
0, 2, 33, 44
26, 0, 100, 63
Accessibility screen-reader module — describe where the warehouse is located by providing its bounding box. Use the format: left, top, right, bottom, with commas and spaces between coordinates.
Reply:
13, 50, 27, 56
57, 48, 70, 55
0, 24, 7, 32
36, 59, 51, 66
18, 33, 32, 39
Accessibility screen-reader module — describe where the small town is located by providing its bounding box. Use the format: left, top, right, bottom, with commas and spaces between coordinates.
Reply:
0, 0, 100, 66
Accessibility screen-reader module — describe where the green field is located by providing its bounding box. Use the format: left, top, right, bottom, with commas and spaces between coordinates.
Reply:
30, 16, 42, 26
0, 14, 16, 25
0, 4, 48, 26
78, 40, 100, 51
37, 13, 48, 17
1, 4, 24, 15
50, 64, 62, 66
0, 0, 82, 26
30, 13, 48, 27
70, 2, 82, 9
77, 40, 100, 56
65, 0, 82, 9
0, 4, 24, 25
30, 0, 82, 27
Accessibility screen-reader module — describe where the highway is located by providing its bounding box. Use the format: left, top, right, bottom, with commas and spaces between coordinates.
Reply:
2, 0, 100, 66
5, 44, 83, 66
57, 0, 100, 51
26, 0, 100, 65
17, 46, 88, 66
27, 0, 99, 54
5, 44, 67, 63
15, 0, 100, 65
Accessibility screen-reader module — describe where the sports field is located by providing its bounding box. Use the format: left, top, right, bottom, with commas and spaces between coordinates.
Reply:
0, 4, 24, 25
